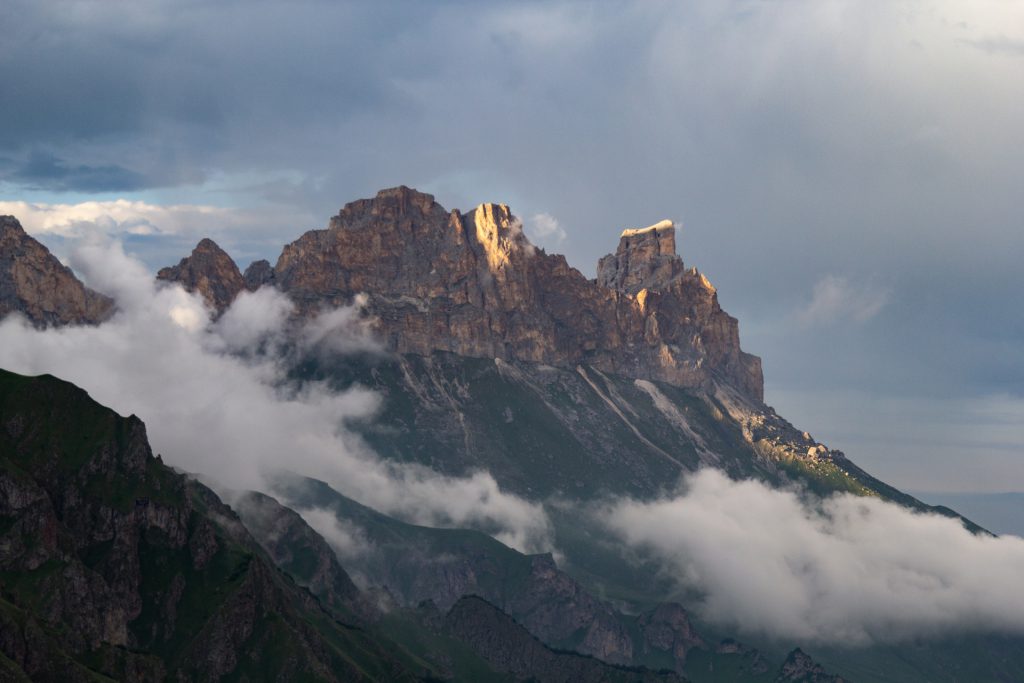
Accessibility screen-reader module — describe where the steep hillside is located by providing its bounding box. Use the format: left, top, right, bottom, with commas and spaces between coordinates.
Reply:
0, 369, 423, 681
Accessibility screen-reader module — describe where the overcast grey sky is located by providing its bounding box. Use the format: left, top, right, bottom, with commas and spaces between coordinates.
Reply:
1, 0, 1021, 492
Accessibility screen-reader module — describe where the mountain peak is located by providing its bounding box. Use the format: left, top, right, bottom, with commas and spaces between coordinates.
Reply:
156, 238, 244, 314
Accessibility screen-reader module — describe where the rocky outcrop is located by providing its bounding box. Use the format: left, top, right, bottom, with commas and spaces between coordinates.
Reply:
442, 596, 685, 683
0, 216, 114, 326
265, 186, 762, 400
242, 258, 275, 291
776, 648, 848, 683
596, 220, 683, 294
156, 238, 245, 314
233, 490, 376, 623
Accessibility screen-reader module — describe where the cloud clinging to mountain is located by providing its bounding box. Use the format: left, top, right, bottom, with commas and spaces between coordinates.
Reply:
602, 468, 1024, 645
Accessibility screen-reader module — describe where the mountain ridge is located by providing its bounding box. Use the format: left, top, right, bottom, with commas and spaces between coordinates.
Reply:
159, 186, 764, 400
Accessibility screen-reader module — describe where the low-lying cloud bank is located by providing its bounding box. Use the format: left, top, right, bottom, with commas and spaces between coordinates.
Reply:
601, 468, 1024, 645
0, 238, 550, 553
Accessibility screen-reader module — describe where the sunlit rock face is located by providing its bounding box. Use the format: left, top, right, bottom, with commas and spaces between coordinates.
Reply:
596, 220, 683, 295
156, 238, 246, 315
0, 215, 114, 327
270, 186, 764, 400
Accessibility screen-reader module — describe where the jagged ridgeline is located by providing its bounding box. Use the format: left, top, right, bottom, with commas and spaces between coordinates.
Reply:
156, 187, 958, 513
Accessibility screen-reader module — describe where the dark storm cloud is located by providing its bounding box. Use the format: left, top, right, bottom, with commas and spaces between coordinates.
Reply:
2, 0, 1022, 489
7, 153, 147, 192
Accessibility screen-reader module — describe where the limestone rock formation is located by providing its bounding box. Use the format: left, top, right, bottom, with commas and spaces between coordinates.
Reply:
267, 186, 763, 400
156, 238, 245, 314
596, 220, 684, 294
242, 258, 275, 291
0, 216, 114, 326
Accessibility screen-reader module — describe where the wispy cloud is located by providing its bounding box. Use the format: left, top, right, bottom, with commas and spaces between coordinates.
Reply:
796, 274, 889, 326
525, 212, 567, 248
0, 199, 228, 238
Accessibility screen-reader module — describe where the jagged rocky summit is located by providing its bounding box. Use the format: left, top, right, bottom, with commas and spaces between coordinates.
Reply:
0, 215, 113, 327
160, 186, 764, 400
156, 237, 248, 314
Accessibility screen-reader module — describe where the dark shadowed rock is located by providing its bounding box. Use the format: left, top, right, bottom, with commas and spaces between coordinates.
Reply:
442, 596, 685, 683
0, 215, 113, 327
242, 258, 275, 291
233, 490, 377, 624
156, 238, 245, 314
776, 648, 848, 683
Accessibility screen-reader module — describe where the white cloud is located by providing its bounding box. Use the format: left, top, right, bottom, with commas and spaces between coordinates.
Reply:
0, 199, 313, 271
0, 238, 552, 554
525, 212, 567, 249
796, 274, 889, 326
0, 199, 229, 239
601, 468, 1024, 645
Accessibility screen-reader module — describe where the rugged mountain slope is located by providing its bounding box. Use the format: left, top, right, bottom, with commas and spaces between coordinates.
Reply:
440, 595, 686, 683
267, 475, 710, 669
0, 369, 424, 681
0, 216, 113, 326
232, 490, 378, 625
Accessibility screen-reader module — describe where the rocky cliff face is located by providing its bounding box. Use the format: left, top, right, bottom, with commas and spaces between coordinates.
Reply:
596, 220, 683, 295
0, 216, 114, 327
156, 238, 246, 314
199, 186, 763, 400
